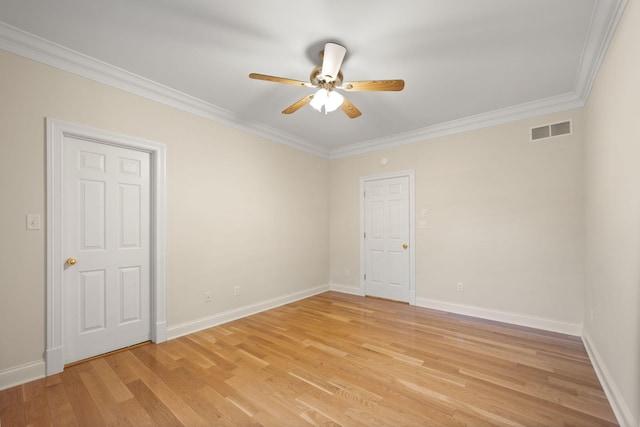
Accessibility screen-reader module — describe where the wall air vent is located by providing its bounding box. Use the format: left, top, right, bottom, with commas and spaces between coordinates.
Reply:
530, 120, 572, 141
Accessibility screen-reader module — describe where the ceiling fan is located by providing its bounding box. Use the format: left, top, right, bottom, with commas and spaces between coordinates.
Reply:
249, 43, 405, 119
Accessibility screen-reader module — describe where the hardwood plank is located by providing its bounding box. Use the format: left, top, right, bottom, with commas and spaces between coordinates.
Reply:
224, 370, 313, 426
44, 382, 79, 427
0, 385, 22, 411
118, 396, 156, 427
194, 384, 258, 425
78, 366, 132, 425
104, 351, 142, 385
123, 349, 209, 425
0, 292, 619, 426
23, 393, 52, 426
21, 378, 46, 401
0, 386, 26, 427
129, 346, 226, 422
126, 380, 182, 426
59, 365, 107, 427
90, 358, 134, 403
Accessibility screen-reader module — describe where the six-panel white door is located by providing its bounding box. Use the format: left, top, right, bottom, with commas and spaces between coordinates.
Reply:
364, 176, 410, 302
63, 137, 151, 364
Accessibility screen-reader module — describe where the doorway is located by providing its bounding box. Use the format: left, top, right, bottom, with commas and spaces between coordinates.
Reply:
46, 119, 167, 375
360, 170, 415, 304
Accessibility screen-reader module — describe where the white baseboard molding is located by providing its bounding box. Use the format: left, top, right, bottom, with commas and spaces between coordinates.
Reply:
167, 284, 330, 340
583, 330, 637, 427
329, 283, 361, 295
415, 297, 583, 336
0, 359, 45, 391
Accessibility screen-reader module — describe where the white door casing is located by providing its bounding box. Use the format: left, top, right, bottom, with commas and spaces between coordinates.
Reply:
360, 170, 415, 304
63, 138, 151, 363
47, 119, 167, 375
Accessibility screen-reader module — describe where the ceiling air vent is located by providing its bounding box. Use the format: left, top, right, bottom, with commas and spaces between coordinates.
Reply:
530, 120, 572, 141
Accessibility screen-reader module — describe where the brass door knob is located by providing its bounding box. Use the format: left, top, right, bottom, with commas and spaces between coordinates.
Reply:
402, 243, 408, 250
66, 257, 77, 266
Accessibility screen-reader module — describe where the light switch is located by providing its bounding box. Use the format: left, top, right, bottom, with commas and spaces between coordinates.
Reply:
26, 214, 41, 230
417, 220, 427, 229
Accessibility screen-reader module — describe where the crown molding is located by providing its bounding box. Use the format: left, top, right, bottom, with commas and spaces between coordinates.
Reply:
574, 0, 629, 102
330, 0, 628, 159
0, 22, 329, 158
0, 0, 627, 160
329, 92, 584, 159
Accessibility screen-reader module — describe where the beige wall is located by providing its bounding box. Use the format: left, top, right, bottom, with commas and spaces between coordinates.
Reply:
330, 111, 585, 326
584, 0, 640, 423
0, 50, 330, 372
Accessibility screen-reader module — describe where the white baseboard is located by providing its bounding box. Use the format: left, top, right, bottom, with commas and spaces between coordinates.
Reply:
415, 297, 583, 336
583, 330, 637, 427
0, 360, 45, 391
167, 284, 330, 339
326, 289, 582, 336
329, 283, 361, 295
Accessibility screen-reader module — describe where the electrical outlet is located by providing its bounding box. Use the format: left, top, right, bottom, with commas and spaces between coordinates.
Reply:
204, 291, 212, 303
344, 268, 351, 277
234, 286, 240, 296
457, 282, 464, 292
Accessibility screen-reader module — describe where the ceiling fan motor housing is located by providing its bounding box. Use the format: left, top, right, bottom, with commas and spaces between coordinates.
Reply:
311, 66, 343, 88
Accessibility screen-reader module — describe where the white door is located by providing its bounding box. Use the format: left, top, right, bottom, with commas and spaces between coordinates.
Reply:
62, 137, 151, 364
363, 176, 410, 302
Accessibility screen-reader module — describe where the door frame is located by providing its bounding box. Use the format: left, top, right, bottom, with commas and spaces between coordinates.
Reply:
46, 118, 167, 375
359, 170, 416, 305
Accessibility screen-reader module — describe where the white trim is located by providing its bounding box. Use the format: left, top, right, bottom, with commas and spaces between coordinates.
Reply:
416, 297, 583, 337
329, 283, 361, 296
0, 0, 628, 160
574, 0, 629, 102
0, 22, 328, 159
46, 119, 167, 376
330, 93, 584, 159
0, 360, 45, 392
167, 284, 329, 340
582, 330, 637, 427
359, 170, 416, 305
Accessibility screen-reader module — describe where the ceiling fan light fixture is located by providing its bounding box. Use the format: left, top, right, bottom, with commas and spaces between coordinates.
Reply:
310, 88, 328, 112
310, 88, 344, 113
325, 90, 344, 112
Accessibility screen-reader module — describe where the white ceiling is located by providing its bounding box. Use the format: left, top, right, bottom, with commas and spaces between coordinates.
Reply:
0, 0, 627, 157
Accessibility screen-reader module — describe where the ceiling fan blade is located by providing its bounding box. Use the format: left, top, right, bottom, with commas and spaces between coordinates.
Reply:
249, 73, 314, 88
321, 43, 346, 82
341, 79, 405, 92
340, 96, 362, 119
282, 94, 314, 114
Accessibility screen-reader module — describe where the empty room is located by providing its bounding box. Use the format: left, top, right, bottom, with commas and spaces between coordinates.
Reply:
0, 0, 638, 425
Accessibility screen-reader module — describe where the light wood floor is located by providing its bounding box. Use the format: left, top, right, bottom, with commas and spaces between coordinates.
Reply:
0, 292, 617, 426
